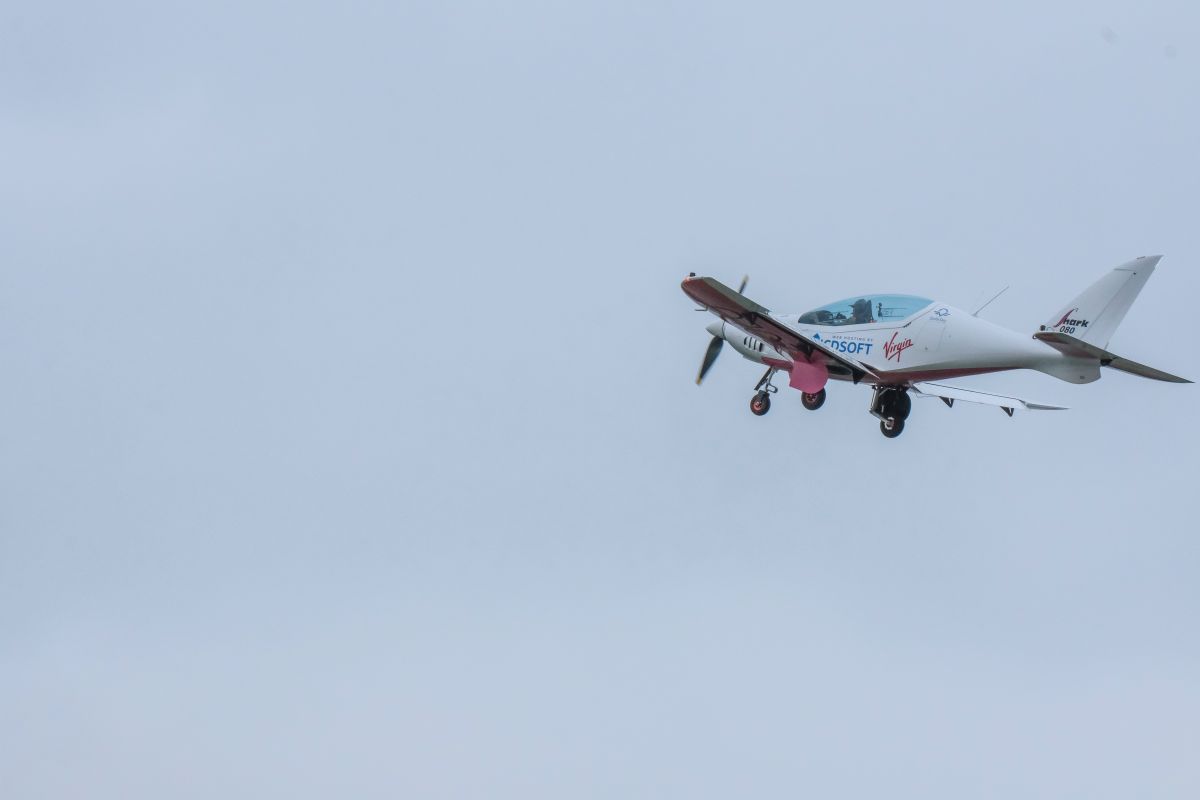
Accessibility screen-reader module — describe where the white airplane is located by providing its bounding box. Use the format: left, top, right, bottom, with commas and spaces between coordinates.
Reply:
682, 255, 1190, 437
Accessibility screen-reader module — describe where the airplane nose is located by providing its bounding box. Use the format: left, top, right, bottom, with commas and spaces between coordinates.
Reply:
705, 321, 724, 339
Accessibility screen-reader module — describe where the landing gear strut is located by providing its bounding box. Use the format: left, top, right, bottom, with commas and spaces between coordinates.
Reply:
750, 368, 777, 416
870, 387, 912, 438
801, 388, 826, 411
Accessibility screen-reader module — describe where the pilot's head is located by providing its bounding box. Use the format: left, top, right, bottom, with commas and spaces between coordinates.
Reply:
850, 299, 872, 321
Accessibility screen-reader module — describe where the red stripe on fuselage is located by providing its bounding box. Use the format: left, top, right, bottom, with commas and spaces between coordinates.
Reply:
868, 366, 1018, 383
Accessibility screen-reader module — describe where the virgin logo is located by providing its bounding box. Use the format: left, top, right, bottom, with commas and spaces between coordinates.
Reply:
883, 332, 914, 362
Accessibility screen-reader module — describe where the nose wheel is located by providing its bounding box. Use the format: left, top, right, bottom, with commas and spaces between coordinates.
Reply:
801, 388, 826, 411
749, 367, 777, 416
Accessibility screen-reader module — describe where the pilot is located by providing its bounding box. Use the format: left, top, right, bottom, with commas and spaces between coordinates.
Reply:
850, 298, 874, 324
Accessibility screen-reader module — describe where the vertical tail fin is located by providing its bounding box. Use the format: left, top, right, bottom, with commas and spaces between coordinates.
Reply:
1034, 254, 1191, 383
1040, 256, 1160, 348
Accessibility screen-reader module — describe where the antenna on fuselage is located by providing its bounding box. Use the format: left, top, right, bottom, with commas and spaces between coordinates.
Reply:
972, 286, 1009, 317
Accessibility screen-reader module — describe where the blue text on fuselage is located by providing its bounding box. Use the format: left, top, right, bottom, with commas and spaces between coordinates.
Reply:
825, 338, 873, 355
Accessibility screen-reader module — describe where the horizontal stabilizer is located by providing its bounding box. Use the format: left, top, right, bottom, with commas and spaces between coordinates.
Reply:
1034, 331, 1192, 383
912, 382, 1068, 414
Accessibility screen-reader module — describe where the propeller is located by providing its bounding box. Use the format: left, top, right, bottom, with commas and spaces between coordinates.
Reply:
695, 275, 748, 385
696, 336, 723, 384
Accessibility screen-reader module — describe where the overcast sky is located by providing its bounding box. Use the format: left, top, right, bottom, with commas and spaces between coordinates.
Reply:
2, 1, 1199, 797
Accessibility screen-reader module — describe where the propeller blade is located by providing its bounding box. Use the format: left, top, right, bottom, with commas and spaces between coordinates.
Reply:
737, 275, 749, 294
696, 336, 723, 385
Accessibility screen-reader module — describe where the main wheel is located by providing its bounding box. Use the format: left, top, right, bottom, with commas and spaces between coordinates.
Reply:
878, 389, 912, 420
750, 393, 771, 416
880, 417, 905, 438
801, 388, 826, 411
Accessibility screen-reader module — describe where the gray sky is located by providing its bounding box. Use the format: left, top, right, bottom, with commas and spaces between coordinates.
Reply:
3, 1, 1199, 797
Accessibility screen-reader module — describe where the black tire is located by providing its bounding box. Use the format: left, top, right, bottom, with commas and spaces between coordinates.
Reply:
880, 417, 905, 438
878, 389, 912, 421
801, 388, 826, 411
750, 393, 771, 416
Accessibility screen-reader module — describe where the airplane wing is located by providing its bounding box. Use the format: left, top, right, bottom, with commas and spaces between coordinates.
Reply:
911, 382, 1068, 416
681, 275, 882, 383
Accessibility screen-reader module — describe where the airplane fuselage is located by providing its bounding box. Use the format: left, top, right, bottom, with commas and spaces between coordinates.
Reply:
683, 258, 1188, 437
710, 302, 1100, 385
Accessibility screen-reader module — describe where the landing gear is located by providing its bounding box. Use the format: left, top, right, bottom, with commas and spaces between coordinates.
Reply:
870, 387, 912, 438
749, 367, 778, 417
801, 388, 826, 411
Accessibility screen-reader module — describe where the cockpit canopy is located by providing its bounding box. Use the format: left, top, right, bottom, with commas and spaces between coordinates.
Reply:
796, 294, 934, 326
